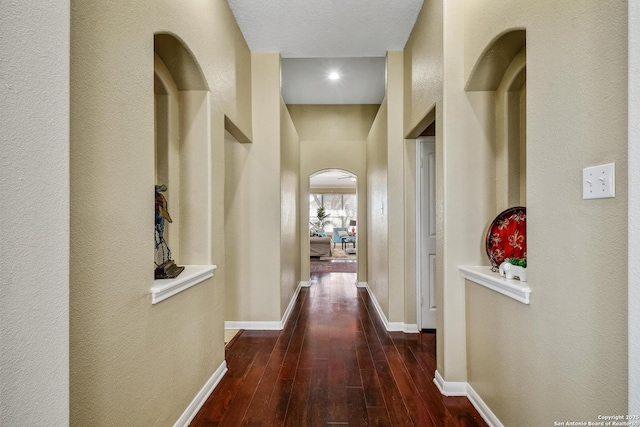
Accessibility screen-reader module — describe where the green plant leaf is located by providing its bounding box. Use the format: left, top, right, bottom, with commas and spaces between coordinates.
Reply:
507, 257, 527, 268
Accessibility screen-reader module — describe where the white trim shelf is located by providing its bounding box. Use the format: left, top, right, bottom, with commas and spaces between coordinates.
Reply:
459, 265, 531, 304
151, 265, 217, 304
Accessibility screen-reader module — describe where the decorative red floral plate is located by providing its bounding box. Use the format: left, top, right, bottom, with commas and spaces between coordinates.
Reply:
485, 206, 526, 270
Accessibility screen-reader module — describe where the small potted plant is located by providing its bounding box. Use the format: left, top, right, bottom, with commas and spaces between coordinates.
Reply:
499, 257, 527, 282
310, 206, 330, 235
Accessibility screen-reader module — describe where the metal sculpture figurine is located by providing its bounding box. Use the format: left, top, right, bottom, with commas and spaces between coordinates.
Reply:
154, 184, 184, 279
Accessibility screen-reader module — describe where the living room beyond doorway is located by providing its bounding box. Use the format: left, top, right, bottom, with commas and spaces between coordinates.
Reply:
309, 169, 357, 273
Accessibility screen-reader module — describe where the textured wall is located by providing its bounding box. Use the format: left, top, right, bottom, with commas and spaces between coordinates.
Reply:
224, 52, 282, 323
439, 0, 497, 383
463, 0, 628, 424
0, 1, 70, 425
366, 101, 390, 315
386, 52, 408, 323
70, 1, 251, 425
288, 104, 380, 141
406, 0, 483, 379
403, 0, 443, 136
631, 0, 640, 415
280, 99, 301, 316
290, 104, 376, 282
403, 0, 446, 359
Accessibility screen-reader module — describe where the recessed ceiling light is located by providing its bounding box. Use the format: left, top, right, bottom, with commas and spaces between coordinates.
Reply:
328, 72, 340, 80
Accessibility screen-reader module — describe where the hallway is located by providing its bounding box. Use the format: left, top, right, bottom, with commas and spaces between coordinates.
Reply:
192, 273, 487, 426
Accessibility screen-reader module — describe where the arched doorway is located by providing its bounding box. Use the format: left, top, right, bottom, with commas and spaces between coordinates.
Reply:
309, 169, 357, 273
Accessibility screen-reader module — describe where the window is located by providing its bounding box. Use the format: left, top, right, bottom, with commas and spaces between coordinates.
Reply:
310, 193, 357, 230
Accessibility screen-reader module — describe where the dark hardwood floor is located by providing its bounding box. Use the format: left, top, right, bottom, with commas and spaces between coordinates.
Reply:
192, 272, 487, 426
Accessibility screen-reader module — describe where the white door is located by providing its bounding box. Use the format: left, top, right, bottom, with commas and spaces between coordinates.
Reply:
419, 137, 436, 329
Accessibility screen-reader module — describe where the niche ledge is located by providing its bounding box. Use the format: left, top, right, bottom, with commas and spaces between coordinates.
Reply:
151, 265, 217, 304
459, 265, 531, 304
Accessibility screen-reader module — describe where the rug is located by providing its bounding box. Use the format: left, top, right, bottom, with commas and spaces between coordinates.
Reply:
319, 244, 356, 261
310, 259, 357, 273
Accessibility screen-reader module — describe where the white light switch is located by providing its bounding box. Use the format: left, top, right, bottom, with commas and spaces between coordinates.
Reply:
583, 163, 615, 199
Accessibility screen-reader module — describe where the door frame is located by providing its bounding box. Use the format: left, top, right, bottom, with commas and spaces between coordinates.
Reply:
415, 136, 436, 330
308, 169, 359, 281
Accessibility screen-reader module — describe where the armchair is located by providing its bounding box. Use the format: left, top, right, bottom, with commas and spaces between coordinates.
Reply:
332, 227, 350, 248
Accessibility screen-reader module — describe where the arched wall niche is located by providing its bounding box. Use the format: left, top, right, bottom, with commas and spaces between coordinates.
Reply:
465, 29, 526, 92
154, 32, 209, 91
153, 32, 211, 267
154, 53, 180, 259
466, 29, 527, 212
499, 49, 526, 207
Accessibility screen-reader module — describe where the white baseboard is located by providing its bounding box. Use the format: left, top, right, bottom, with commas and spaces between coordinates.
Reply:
173, 360, 227, 427
225, 282, 306, 331
359, 282, 419, 333
225, 320, 282, 330
280, 282, 304, 327
433, 369, 467, 396
467, 383, 504, 427
433, 370, 503, 427
403, 324, 420, 333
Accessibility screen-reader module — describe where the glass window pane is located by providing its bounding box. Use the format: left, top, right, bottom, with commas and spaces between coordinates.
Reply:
310, 194, 321, 216
343, 194, 357, 226
310, 192, 357, 232
322, 194, 342, 230
309, 194, 322, 229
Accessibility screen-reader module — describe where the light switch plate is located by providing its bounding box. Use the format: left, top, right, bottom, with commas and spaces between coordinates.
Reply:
583, 163, 615, 199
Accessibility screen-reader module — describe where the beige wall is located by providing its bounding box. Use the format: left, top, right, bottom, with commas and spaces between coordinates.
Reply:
180, 90, 212, 264
290, 104, 377, 282
280, 98, 301, 316
440, 0, 498, 384
55, 0, 631, 425
289, 104, 380, 141
225, 52, 283, 323
630, 0, 640, 415
403, 0, 446, 349
386, 52, 409, 323
461, 0, 628, 424
404, 0, 443, 136
154, 54, 181, 259
70, 1, 252, 425
1, 1, 70, 424
366, 100, 390, 314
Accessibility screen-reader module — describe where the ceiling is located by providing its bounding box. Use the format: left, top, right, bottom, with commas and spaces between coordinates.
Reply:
281, 57, 385, 104
227, 0, 424, 104
310, 170, 357, 189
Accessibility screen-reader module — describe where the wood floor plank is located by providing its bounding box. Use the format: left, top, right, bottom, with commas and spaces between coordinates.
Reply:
217, 362, 267, 426
307, 359, 329, 426
263, 376, 294, 426
366, 406, 393, 426
241, 349, 286, 425
283, 368, 312, 427
343, 346, 362, 387
326, 357, 348, 424
345, 386, 369, 426
193, 272, 488, 427
360, 368, 386, 408
384, 346, 437, 426
191, 376, 242, 426
373, 359, 414, 426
